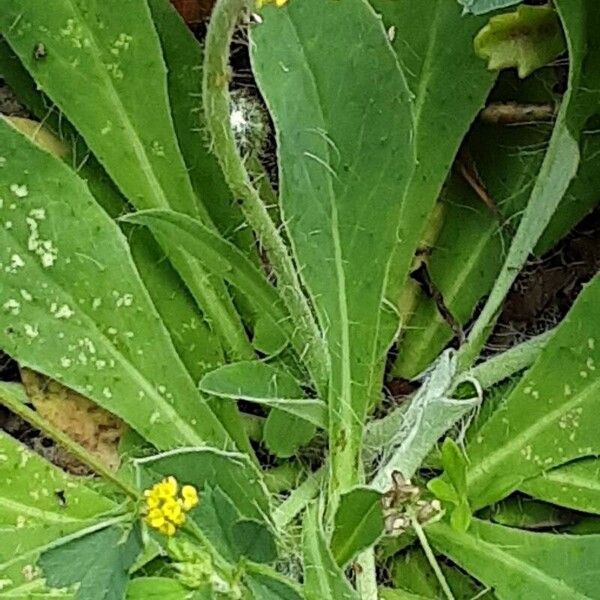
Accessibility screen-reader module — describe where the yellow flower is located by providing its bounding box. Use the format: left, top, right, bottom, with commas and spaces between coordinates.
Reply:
256, 0, 289, 8
142, 476, 199, 537
181, 485, 199, 511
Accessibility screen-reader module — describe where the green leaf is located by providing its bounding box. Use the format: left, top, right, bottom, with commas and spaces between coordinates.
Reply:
458, 0, 600, 366
122, 210, 293, 353
251, 0, 414, 497
427, 479, 460, 505
482, 495, 578, 529
393, 110, 552, 379
0, 0, 199, 218
520, 459, 600, 515
474, 5, 567, 78
232, 520, 278, 564
146, 0, 247, 240
441, 439, 467, 496
135, 448, 271, 525
263, 409, 316, 458
302, 505, 359, 600
0, 431, 121, 593
331, 487, 384, 567
0, 38, 231, 393
245, 571, 304, 600
459, 0, 523, 15
429, 518, 600, 599
390, 547, 496, 599
466, 274, 600, 509
39, 525, 143, 600
193, 486, 277, 564
200, 361, 327, 430
370, 0, 496, 340
0, 121, 232, 450
450, 499, 472, 533
126, 577, 189, 600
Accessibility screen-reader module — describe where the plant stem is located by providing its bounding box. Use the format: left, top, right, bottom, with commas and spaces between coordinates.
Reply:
272, 466, 324, 530
0, 383, 139, 500
410, 511, 455, 600
203, 0, 328, 397
356, 548, 378, 600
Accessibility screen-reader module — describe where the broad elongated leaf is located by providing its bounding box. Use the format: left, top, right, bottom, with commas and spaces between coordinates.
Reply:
0, 431, 121, 593
429, 518, 600, 599
466, 274, 600, 509
520, 459, 600, 515
251, 0, 414, 498
302, 505, 359, 600
0, 0, 199, 218
200, 361, 327, 429
146, 0, 246, 239
263, 408, 316, 458
370, 0, 496, 338
39, 525, 143, 600
0, 40, 229, 386
331, 487, 384, 567
0, 121, 231, 450
0, 0, 250, 362
457, 0, 600, 366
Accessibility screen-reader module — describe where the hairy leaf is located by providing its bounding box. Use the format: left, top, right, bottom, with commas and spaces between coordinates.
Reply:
245, 572, 304, 600
126, 578, 190, 599
263, 409, 316, 458
251, 0, 414, 499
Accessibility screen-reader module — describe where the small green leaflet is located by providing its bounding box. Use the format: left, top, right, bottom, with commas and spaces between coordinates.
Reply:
474, 5, 566, 78
331, 487, 384, 567
39, 525, 143, 600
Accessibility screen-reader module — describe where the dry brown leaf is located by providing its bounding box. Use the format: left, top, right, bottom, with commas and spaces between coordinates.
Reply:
21, 368, 125, 473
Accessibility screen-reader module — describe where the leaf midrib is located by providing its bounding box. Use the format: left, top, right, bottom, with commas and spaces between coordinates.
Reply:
468, 377, 600, 489
2, 217, 210, 447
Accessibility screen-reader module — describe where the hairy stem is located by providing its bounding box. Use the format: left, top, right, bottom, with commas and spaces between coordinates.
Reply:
203, 0, 328, 397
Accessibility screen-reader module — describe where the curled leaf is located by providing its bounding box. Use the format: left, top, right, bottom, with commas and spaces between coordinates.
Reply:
474, 5, 566, 78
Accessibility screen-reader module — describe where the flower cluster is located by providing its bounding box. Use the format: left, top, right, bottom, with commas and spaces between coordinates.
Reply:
143, 476, 199, 536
